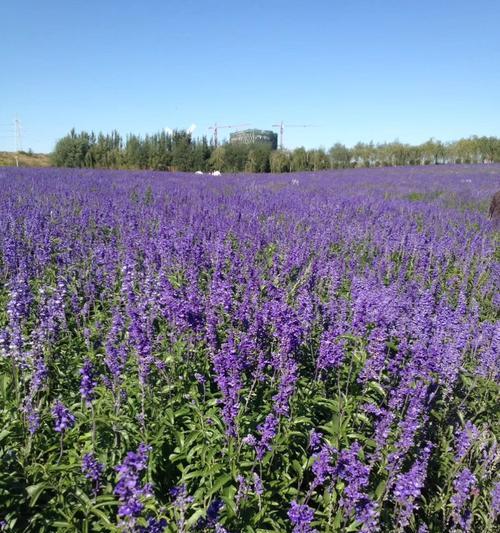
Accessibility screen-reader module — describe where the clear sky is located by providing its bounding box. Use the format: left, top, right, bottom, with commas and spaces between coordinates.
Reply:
1, 0, 499, 153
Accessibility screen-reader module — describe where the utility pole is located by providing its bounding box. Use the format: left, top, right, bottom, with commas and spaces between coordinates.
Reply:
14, 115, 22, 167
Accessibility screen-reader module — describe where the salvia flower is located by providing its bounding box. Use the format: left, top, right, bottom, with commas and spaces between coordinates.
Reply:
252, 472, 264, 496
196, 498, 224, 530
137, 517, 167, 533
236, 475, 250, 505
331, 443, 379, 530
82, 452, 105, 495
308, 429, 323, 452
114, 443, 153, 526
51, 400, 75, 433
194, 372, 206, 384
454, 420, 479, 461
288, 501, 317, 533
450, 468, 477, 531
311, 443, 335, 490
213, 337, 244, 437
170, 484, 193, 531
79, 358, 97, 406
170, 485, 194, 508
392, 442, 433, 528
242, 434, 257, 447
255, 413, 279, 461
491, 481, 500, 521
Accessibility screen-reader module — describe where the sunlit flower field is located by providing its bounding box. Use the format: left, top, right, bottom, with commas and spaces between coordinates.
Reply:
0, 165, 498, 532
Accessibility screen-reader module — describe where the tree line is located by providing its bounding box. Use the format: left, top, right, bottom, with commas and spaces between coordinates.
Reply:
51, 129, 500, 172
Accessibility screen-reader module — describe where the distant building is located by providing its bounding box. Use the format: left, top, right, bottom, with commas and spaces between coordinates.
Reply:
229, 129, 278, 150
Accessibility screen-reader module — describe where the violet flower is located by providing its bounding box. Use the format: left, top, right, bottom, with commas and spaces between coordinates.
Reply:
52, 400, 75, 433
392, 442, 433, 528
114, 443, 153, 527
79, 358, 97, 406
491, 481, 500, 521
450, 468, 477, 531
82, 452, 105, 495
137, 517, 167, 533
454, 421, 479, 461
288, 501, 317, 533
255, 413, 279, 461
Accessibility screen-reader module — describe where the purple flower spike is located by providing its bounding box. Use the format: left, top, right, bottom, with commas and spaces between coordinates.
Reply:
450, 468, 477, 531
137, 517, 167, 533
51, 400, 75, 433
82, 452, 105, 495
288, 501, 317, 533
114, 443, 153, 526
79, 358, 97, 406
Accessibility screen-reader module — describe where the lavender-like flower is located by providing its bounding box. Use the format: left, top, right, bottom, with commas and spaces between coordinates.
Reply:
308, 429, 323, 452
454, 420, 479, 461
491, 481, 500, 521
450, 468, 477, 531
253, 472, 264, 496
114, 443, 153, 526
288, 501, 317, 533
213, 336, 244, 437
194, 372, 206, 384
392, 442, 433, 528
105, 307, 127, 379
51, 400, 75, 433
311, 443, 335, 490
79, 358, 97, 406
316, 327, 345, 373
82, 452, 105, 495
23, 356, 48, 434
332, 443, 379, 530
196, 498, 224, 530
137, 517, 167, 533
236, 475, 250, 505
255, 413, 279, 460
272, 357, 298, 417
170, 485, 193, 531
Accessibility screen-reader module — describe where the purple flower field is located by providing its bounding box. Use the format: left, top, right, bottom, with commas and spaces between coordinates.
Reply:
0, 165, 498, 532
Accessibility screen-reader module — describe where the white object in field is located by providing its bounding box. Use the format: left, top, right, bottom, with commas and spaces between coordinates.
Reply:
291, 178, 299, 185
195, 170, 203, 175
212, 170, 221, 176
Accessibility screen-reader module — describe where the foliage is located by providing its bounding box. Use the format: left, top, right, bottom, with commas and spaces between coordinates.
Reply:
50, 127, 500, 173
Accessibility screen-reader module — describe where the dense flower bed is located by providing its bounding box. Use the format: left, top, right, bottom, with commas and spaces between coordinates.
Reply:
0, 165, 498, 532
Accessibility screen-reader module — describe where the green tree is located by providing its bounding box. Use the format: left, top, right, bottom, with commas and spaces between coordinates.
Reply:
328, 143, 351, 168
270, 150, 291, 173
209, 146, 226, 171
290, 147, 308, 171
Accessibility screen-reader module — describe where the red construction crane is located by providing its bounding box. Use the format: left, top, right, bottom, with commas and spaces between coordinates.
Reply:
208, 123, 250, 147
271, 121, 315, 150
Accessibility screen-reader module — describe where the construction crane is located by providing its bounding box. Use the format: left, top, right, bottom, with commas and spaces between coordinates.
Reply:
208, 123, 250, 148
271, 121, 315, 150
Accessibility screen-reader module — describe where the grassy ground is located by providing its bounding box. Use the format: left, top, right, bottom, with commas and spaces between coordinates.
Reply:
0, 151, 51, 167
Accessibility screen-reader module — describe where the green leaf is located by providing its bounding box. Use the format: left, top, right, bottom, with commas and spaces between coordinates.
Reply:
186, 508, 205, 528
207, 473, 232, 497
88, 506, 115, 528
27, 482, 48, 506
0, 429, 10, 443
375, 479, 386, 499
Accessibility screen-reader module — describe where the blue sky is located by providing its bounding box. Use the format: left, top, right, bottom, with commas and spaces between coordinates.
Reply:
1, 0, 499, 153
